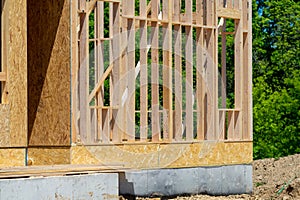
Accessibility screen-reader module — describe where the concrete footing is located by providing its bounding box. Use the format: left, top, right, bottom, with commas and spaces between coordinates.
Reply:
0, 165, 252, 199
120, 165, 252, 196
0, 173, 119, 200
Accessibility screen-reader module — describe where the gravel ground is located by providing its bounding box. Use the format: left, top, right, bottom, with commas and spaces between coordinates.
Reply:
121, 154, 300, 200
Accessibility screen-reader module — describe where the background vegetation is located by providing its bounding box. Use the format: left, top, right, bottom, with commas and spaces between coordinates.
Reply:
252, 0, 300, 159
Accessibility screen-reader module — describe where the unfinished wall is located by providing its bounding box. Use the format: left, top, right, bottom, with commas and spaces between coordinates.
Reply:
27, 0, 70, 146
0, 0, 27, 148
71, 142, 253, 169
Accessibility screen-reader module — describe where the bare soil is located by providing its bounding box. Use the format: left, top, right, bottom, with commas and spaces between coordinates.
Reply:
122, 154, 300, 200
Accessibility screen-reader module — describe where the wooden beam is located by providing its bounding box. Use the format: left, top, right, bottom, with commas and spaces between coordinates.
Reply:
174, 0, 182, 141
196, 27, 204, 140
234, 17, 243, 140
242, 0, 252, 140
140, 0, 148, 141
162, 0, 173, 141
71, 0, 79, 144
0, 73, 6, 82
0, 164, 125, 179
185, 0, 193, 141
120, 2, 128, 141
79, 11, 90, 143
126, 0, 135, 141
195, 0, 204, 141
151, 0, 160, 141
8, 0, 27, 146
111, 2, 121, 142
86, 0, 121, 14
217, 8, 241, 19
1, 0, 9, 104
146, 0, 152, 16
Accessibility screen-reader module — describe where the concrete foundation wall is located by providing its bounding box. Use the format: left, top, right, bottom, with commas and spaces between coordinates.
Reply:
0, 173, 119, 200
120, 165, 252, 196
0, 165, 252, 198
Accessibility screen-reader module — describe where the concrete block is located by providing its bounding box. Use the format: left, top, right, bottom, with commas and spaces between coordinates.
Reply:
120, 165, 252, 197
0, 173, 119, 200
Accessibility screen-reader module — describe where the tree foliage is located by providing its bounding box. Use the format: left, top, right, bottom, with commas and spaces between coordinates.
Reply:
252, 0, 300, 159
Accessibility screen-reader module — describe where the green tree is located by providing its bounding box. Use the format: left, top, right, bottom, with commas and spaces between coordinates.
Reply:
252, 0, 300, 159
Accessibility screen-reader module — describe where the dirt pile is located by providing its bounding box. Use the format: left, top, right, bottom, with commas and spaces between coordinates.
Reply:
251, 153, 300, 199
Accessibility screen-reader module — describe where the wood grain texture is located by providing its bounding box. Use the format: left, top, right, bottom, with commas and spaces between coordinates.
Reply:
27, 0, 70, 146
0, 104, 10, 146
0, 72, 6, 81
151, 0, 160, 141
8, 0, 27, 146
27, 147, 70, 165
0, 164, 125, 179
71, 0, 79, 143
71, 142, 252, 169
234, 18, 243, 140
1, 0, 9, 103
0, 148, 25, 167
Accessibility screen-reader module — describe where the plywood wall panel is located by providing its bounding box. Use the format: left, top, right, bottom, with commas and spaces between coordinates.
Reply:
0, 148, 25, 167
27, 0, 71, 146
27, 147, 70, 165
71, 142, 252, 169
8, 0, 27, 147
0, 104, 10, 147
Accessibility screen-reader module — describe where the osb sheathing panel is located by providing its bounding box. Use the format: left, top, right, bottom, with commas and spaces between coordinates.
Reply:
0, 148, 25, 167
71, 142, 253, 169
8, 0, 27, 146
27, 0, 70, 146
70, 146, 101, 165
27, 147, 70, 165
0, 105, 10, 147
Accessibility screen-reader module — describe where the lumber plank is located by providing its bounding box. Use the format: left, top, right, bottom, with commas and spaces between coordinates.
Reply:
126, 0, 135, 141
234, 18, 243, 140
219, 110, 226, 140
95, 1, 105, 142
217, 8, 241, 19
174, 25, 182, 141
71, 0, 79, 143
227, 110, 234, 139
173, 0, 180, 22
1, 0, 9, 104
102, 108, 110, 142
174, 0, 182, 141
79, 11, 90, 143
167, 0, 173, 141
185, 0, 193, 141
162, 0, 173, 141
111, 2, 121, 142
151, 0, 160, 141
195, 0, 203, 25
0, 164, 125, 179
196, 27, 204, 140
242, 0, 252, 140
120, 1, 128, 141
9, 0, 27, 146
140, 0, 148, 141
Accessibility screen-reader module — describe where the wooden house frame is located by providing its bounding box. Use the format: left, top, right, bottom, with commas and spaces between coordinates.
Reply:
0, 0, 252, 173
